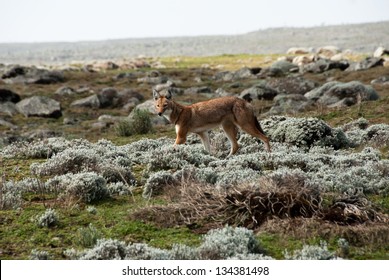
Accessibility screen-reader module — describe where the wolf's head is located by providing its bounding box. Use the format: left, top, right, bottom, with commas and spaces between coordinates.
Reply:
153, 89, 173, 116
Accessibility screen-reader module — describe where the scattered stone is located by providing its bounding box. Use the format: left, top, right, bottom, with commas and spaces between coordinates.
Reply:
63, 117, 78, 125
305, 81, 379, 106
269, 60, 298, 74
1, 65, 64, 84
0, 102, 19, 117
266, 76, 318, 95
216, 88, 233, 97
346, 57, 384, 71
286, 47, 312, 55
213, 67, 259, 81
134, 100, 156, 114
317, 46, 341, 59
184, 86, 212, 94
16, 96, 62, 118
265, 94, 312, 116
0, 88, 21, 103
240, 83, 278, 101
55, 86, 76, 95
302, 58, 349, 73
292, 55, 316, 66
371, 76, 389, 85
373, 46, 389, 58
0, 118, 18, 129
70, 94, 101, 108
97, 87, 119, 108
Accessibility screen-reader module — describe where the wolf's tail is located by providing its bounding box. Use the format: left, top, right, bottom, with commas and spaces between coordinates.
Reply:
254, 117, 267, 136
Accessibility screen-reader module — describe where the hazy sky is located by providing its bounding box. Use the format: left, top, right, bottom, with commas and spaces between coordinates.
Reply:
1, 0, 389, 43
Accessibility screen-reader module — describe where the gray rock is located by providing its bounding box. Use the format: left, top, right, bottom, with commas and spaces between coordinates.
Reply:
265, 94, 312, 115
266, 76, 318, 95
184, 86, 212, 94
70, 94, 101, 108
0, 102, 18, 116
305, 81, 379, 106
55, 86, 76, 95
317, 46, 341, 58
134, 99, 155, 114
97, 87, 119, 108
346, 57, 384, 71
0, 118, 18, 129
270, 60, 298, 74
302, 58, 349, 73
213, 67, 259, 81
240, 83, 278, 101
1, 65, 64, 84
216, 88, 233, 97
0, 88, 21, 103
373, 46, 389, 58
16, 96, 62, 118
371, 76, 389, 85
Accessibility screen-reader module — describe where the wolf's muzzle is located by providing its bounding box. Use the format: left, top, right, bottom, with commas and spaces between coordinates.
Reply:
158, 112, 162, 116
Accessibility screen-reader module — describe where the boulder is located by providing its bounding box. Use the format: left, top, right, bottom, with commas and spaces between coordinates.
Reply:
0, 118, 18, 129
184, 86, 212, 95
0, 88, 21, 103
305, 81, 379, 106
265, 94, 312, 116
1, 65, 64, 84
371, 76, 389, 85
266, 76, 318, 95
270, 60, 298, 74
240, 83, 278, 101
16, 96, 62, 118
286, 47, 312, 55
213, 67, 259, 81
317, 46, 341, 59
55, 86, 76, 95
373, 46, 389, 58
97, 87, 119, 108
0, 102, 18, 117
70, 94, 100, 108
134, 100, 156, 114
292, 55, 316, 66
346, 57, 384, 71
302, 58, 349, 73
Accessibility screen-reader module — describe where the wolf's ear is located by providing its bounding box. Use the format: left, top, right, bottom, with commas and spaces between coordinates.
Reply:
153, 89, 160, 100
166, 89, 172, 100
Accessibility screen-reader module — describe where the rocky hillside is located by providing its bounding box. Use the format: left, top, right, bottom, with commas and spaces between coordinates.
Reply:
1, 21, 389, 64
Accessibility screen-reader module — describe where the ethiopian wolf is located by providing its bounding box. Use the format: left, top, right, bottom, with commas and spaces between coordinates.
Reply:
153, 89, 271, 156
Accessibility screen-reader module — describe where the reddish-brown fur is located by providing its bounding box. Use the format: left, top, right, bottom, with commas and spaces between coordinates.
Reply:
153, 90, 271, 155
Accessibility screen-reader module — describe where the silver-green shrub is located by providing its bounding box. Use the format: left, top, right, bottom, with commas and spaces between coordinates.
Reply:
30, 249, 50, 260
284, 241, 339, 260
34, 208, 59, 228
198, 226, 262, 259
0, 181, 24, 210
80, 239, 127, 260
125, 243, 171, 260
46, 172, 108, 203
143, 170, 176, 198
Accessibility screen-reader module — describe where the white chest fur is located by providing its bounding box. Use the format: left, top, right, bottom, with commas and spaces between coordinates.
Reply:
162, 108, 173, 123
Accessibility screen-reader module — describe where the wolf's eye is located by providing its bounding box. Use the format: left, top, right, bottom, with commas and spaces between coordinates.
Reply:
156, 105, 160, 107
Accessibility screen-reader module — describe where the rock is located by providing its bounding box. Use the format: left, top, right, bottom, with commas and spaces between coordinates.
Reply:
373, 46, 389, 58
122, 98, 141, 112
317, 46, 341, 58
118, 89, 144, 103
63, 117, 78, 125
292, 55, 316, 66
97, 87, 119, 108
266, 76, 318, 95
305, 81, 379, 106
1, 65, 64, 84
328, 97, 356, 108
0, 102, 19, 117
184, 86, 212, 95
0, 89, 21, 103
286, 47, 312, 55
137, 76, 169, 84
154, 80, 176, 92
216, 88, 233, 97
16, 96, 62, 118
257, 67, 284, 78
269, 60, 298, 74
55, 86, 76, 95
240, 83, 278, 101
134, 100, 156, 114
114, 72, 138, 80
265, 94, 312, 116
0, 118, 18, 129
346, 57, 384, 71
371, 76, 389, 85
213, 67, 259, 81
97, 114, 121, 125
70, 94, 100, 108
302, 58, 349, 73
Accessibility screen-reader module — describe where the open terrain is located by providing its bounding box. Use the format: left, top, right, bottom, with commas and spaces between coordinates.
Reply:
0, 48, 389, 259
